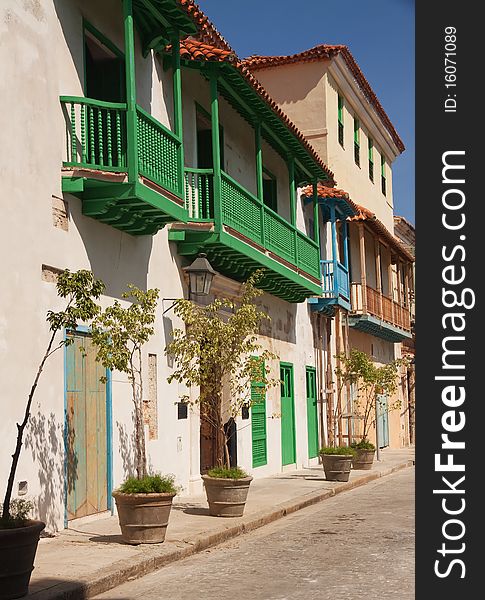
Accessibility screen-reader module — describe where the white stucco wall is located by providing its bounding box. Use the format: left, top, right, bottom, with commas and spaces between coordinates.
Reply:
0, 0, 330, 532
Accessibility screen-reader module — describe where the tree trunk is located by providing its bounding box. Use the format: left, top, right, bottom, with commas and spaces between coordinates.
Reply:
2, 330, 57, 520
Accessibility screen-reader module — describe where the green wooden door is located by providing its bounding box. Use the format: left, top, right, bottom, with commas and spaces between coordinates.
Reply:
280, 363, 296, 466
251, 369, 267, 468
66, 332, 108, 520
305, 367, 319, 459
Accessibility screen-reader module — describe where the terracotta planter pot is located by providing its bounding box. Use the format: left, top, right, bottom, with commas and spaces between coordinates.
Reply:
112, 491, 175, 545
352, 448, 376, 470
0, 520, 45, 600
321, 454, 353, 482
202, 475, 253, 517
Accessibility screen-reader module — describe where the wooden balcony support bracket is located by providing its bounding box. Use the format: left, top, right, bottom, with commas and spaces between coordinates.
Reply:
358, 222, 367, 312
123, 0, 138, 183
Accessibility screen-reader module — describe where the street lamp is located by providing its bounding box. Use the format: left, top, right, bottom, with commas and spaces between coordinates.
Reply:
162, 253, 218, 314
183, 253, 218, 297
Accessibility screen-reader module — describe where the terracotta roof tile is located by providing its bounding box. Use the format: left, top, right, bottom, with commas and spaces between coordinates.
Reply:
242, 45, 405, 154
351, 205, 414, 262
301, 183, 359, 213
178, 39, 236, 62
177, 0, 233, 52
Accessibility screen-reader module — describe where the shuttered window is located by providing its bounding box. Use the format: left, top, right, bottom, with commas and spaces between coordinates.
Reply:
251, 359, 267, 468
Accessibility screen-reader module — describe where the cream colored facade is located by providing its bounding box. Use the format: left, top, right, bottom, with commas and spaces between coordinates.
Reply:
0, 0, 332, 532
247, 49, 413, 450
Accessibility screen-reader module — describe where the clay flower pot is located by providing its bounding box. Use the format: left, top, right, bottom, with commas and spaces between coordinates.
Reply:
202, 474, 253, 517
0, 520, 45, 599
112, 491, 175, 545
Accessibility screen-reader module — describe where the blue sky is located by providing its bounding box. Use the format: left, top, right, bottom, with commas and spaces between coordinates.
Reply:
197, 0, 415, 224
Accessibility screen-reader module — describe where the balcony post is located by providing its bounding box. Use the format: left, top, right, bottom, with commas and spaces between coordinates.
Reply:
330, 201, 338, 298
209, 65, 222, 228
375, 239, 383, 319
358, 222, 367, 312
312, 180, 320, 247
255, 121, 265, 247
342, 218, 349, 270
171, 31, 184, 196
123, 0, 138, 183
288, 156, 298, 266
396, 258, 403, 328
388, 259, 395, 325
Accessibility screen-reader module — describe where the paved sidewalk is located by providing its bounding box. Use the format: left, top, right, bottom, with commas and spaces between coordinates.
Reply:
27, 448, 414, 600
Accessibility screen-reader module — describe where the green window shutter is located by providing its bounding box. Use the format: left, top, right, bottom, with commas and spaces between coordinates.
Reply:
368, 137, 374, 161
251, 359, 267, 468
338, 95, 344, 124
381, 155, 386, 177
354, 118, 360, 144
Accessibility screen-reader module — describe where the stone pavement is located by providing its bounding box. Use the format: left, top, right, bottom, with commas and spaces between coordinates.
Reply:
27, 448, 414, 600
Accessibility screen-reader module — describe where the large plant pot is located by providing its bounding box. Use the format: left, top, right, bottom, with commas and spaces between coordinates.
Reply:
352, 449, 376, 470
321, 454, 353, 482
0, 520, 45, 600
202, 475, 253, 517
112, 492, 175, 545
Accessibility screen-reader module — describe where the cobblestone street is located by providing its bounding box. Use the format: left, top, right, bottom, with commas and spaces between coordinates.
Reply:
94, 467, 415, 600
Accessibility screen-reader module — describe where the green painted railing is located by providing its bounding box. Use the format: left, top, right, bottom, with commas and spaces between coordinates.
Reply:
136, 105, 182, 197
184, 168, 213, 220
216, 170, 320, 279
60, 96, 127, 172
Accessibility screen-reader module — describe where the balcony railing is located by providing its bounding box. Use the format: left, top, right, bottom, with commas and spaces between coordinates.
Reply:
61, 96, 183, 197
183, 168, 320, 280
321, 260, 350, 300
350, 283, 411, 331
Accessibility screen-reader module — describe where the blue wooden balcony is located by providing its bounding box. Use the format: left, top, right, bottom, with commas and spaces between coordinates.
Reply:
308, 259, 351, 314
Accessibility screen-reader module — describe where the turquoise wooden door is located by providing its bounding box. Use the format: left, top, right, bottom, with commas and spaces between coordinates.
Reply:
66, 332, 109, 520
376, 394, 390, 448
251, 369, 267, 468
280, 363, 296, 466
305, 367, 319, 459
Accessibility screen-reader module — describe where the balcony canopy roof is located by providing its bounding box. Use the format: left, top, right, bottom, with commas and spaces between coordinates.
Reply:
133, 0, 199, 55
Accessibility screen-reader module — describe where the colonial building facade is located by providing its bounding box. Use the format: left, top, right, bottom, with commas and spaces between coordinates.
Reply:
0, 1, 412, 532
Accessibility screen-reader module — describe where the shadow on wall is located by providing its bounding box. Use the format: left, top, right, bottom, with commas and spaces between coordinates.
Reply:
116, 421, 136, 480
69, 197, 153, 299
52, 0, 84, 87
259, 300, 298, 344
24, 412, 64, 533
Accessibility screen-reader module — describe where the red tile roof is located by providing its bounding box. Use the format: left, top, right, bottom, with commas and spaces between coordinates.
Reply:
242, 45, 405, 154
352, 204, 414, 262
177, 0, 233, 52
300, 183, 359, 213
172, 39, 335, 183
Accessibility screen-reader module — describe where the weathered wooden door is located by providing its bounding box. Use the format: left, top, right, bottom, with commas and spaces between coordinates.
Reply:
376, 393, 390, 448
66, 332, 109, 520
280, 363, 296, 466
305, 367, 319, 459
251, 368, 267, 468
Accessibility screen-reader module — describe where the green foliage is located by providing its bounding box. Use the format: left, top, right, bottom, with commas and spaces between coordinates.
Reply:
91, 285, 159, 479
47, 269, 104, 337
335, 349, 407, 440
207, 467, 249, 480
0, 499, 34, 529
117, 474, 179, 495
165, 270, 279, 469
350, 439, 376, 451
319, 446, 356, 456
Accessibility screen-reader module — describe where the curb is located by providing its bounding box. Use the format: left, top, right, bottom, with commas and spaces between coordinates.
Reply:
29, 459, 414, 599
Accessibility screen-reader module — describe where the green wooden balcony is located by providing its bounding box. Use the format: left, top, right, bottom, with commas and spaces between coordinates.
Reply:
60, 96, 187, 235
169, 168, 322, 303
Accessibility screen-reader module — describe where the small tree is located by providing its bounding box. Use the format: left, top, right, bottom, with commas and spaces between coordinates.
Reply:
91, 285, 159, 480
165, 272, 278, 470
2, 270, 104, 522
335, 349, 406, 442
